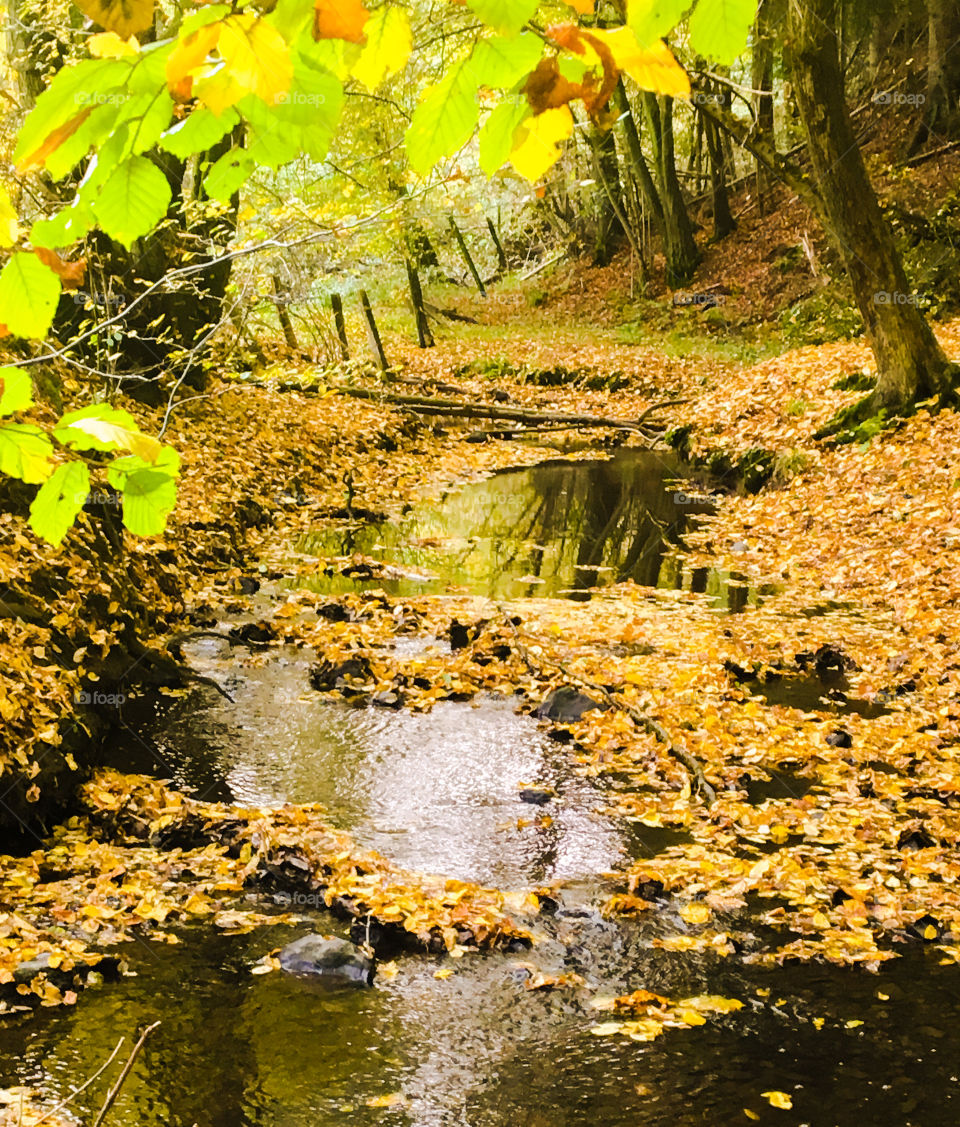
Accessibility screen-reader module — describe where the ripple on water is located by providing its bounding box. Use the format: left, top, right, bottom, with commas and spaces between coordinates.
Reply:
105, 651, 627, 889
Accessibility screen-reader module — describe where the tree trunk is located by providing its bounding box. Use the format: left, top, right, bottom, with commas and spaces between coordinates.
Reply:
612, 80, 664, 235
751, 0, 776, 206
643, 93, 701, 286
590, 126, 627, 265
785, 0, 955, 412
909, 0, 960, 153
701, 80, 736, 240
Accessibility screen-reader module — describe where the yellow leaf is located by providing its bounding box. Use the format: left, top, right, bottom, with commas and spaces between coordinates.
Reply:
680, 994, 744, 1014
88, 31, 139, 57
590, 1021, 626, 1036
365, 1093, 406, 1109
679, 902, 711, 925
590, 28, 690, 98
744, 1111, 760, 1121
762, 1091, 793, 1110
352, 6, 410, 90
192, 70, 245, 116
165, 23, 221, 99
510, 106, 574, 182
568, 0, 594, 12
66, 417, 161, 462
74, 0, 154, 37
0, 187, 17, 247
672, 1008, 707, 1027
218, 15, 292, 105
433, 967, 453, 979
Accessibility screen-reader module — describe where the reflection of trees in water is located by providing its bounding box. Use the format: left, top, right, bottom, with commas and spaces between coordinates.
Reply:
486, 453, 711, 594
298, 453, 714, 598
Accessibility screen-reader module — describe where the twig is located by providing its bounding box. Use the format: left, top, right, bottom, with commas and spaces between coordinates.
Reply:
507, 619, 716, 805
34, 1038, 126, 1126
91, 1022, 160, 1127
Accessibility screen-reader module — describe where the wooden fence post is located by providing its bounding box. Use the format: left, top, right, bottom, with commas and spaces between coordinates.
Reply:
404, 260, 435, 348
486, 217, 508, 274
448, 216, 487, 296
330, 293, 349, 361
359, 289, 389, 371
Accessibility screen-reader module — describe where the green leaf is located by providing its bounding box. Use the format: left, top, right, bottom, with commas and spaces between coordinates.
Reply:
688, 0, 757, 64
42, 100, 123, 180
240, 98, 299, 169
479, 99, 529, 176
111, 89, 177, 159
405, 62, 480, 176
90, 155, 172, 247
29, 461, 90, 546
627, 0, 693, 47
30, 200, 96, 250
14, 59, 131, 166
0, 423, 54, 484
54, 404, 161, 460
108, 446, 179, 536
204, 147, 256, 202
0, 253, 62, 339
159, 107, 239, 161
242, 55, 343, 167
465, 0, 539, 36
0, 368, 34, 416
468, 34, 544, 90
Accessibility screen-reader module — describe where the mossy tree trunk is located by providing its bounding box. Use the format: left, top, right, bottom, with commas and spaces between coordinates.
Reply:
785, 0, 955, 413
642, 93, 701, 287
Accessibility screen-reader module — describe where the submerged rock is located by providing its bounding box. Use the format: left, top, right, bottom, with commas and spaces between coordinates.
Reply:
534, 686, 610, 723
278, 935, 375, 986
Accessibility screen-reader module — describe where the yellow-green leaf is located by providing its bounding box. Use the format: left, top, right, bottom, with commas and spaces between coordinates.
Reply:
509, 106, 573, 181
351, 6, 411, 90
218, 15, 292, 104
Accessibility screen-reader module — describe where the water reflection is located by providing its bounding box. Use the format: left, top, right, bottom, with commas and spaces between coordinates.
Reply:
293, 450, 720, 601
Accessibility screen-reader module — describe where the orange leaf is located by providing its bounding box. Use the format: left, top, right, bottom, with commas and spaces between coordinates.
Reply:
17, 108, 92, 173
165, 23, 221, 102
523, 58, 590, 115
32, 248, 87, 290
313, 0, 369, 42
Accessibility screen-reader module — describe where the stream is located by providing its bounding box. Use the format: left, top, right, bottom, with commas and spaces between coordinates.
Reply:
2, 449, 959, 1126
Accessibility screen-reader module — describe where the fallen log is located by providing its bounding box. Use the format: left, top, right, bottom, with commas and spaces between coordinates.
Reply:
325, 386, 689, 434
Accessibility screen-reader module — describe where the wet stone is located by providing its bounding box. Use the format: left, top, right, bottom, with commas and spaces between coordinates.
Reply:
535, 686, 610, 723
278, 935, 375, 987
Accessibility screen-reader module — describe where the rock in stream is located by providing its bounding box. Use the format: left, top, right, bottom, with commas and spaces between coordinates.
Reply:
278, 935, 375, 987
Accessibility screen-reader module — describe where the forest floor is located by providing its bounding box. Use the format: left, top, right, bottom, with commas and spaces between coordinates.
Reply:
1, 287, 960, 1041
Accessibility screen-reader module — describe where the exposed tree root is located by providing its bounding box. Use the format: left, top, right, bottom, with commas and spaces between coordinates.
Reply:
506, 619, 717, 805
